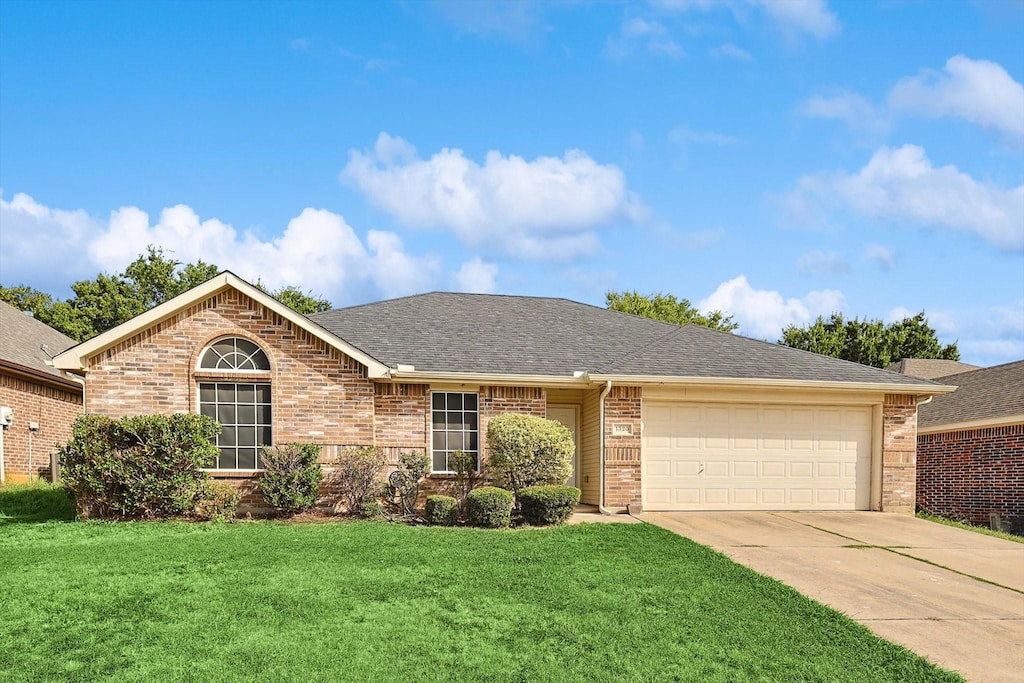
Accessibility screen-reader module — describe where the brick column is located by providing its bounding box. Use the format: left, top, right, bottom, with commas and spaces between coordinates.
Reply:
881, 394, 917, 513
603, 386, 642, 510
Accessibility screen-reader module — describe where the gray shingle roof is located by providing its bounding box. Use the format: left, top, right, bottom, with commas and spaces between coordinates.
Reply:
0, 300, 79, 381
919, 361, 1024, 428
311, 293, 938, 387
886, 358, 981, 380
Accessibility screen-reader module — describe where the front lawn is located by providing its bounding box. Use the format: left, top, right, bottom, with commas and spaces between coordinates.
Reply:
1, 493, 959, 682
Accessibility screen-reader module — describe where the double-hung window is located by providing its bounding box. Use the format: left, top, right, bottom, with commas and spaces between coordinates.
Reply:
431, 392, 479, 473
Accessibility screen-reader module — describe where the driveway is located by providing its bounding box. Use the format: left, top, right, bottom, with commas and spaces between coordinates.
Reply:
642, 511, 1024, 683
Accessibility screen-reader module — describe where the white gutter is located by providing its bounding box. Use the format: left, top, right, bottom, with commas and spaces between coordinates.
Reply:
387, 369, 593, 388
587, 373, 956, 395
598, 380, 614, 515
0, 425, 5, 484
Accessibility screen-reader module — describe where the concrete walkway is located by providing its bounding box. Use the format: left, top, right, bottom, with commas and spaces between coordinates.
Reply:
642, 511, 1024, 683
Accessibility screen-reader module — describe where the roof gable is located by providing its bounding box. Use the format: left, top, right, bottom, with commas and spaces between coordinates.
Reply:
0, 300, 80, 385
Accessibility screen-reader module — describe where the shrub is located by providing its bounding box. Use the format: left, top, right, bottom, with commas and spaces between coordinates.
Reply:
258, 443, 323, 514
194, 481, 240, 521
450, 448, 480, 515
58, 413, 219, 519
329, 446, 385, 515
384, 451, 429, 516
425, 495, 458, 526
466, 486, 513, 529
487, 413, 574, 496
518, 485, 581, 526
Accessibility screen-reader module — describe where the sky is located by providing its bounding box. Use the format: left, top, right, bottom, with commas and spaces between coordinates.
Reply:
1, 0, 1022, 367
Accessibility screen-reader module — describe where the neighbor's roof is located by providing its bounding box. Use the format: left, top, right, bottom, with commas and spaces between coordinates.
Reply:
919, 360, 1024, 428
886, 358, 981, 380
0, 300, 80, 385
311, 292, 943, 389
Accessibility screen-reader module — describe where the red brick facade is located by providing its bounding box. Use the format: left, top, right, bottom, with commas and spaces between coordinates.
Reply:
917, 423, 1023, 532
881, 394, 917, 513
603, 386, 642, 509
0, 370, 82, 482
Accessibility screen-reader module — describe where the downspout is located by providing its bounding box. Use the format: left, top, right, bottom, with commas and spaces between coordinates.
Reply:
918, 395, 934, 407
598, 380, 614, 515
0, 424, 5, 484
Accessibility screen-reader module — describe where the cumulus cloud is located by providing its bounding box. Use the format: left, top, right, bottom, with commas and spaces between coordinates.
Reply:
341, 132, 643, 259
888, 55, 1024, 140
0, 193, 439, 304
654, 0, 840, 40
782, 144, 1024, 251
863, 243, 895, 271
452, 257, 498, 293
796, 250, 851, 276
798, 91, 890, 135
699, 275, 845, 339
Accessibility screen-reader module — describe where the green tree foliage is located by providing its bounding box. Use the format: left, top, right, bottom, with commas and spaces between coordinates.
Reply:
606, 290, 737, 332
778, 312, 959, 368
0, 246, 334, 341
486, 413, 575, 496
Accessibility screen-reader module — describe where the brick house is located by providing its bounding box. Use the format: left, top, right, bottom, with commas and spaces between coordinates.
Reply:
52, 273, 953, 513
0, 301, 83, 483
915, 361, 1024, 532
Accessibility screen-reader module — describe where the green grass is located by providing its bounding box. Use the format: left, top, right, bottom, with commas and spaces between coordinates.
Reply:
917, 511, 1024, 544
0, 493, 960, 682
0, 481, 77, 524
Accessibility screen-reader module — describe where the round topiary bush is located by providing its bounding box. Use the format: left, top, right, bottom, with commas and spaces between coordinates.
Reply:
466, 486, 513, 528
425, 495, 458, 526
518, 485, 581, 526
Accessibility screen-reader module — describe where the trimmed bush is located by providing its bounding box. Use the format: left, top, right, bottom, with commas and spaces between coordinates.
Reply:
518, 485, 581, 526
487, 413, 574, 496
258, 443, 323, 514
329, 446, 385, 515
425, 495, 458, 526
58, 413, 219, 519
466, 486, 513, 529
194, 481, 240, 521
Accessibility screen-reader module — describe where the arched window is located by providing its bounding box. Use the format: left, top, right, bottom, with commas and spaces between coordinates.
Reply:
197, 337, 272, 470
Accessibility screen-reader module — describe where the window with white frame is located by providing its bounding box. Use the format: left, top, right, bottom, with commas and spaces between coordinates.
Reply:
431, 392, 479, 473
197, 337, 272, 469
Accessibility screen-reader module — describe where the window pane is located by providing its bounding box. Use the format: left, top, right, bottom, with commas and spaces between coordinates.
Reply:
257, 426, 272, 446
237, 384, 256, 404
200, 404, 216, 419
467, 433, 478, 451
464, 394, 477, 411
447, 393, 463, 410
237, 448, 257, 470
256, 384, 271, 403
199, 383, 216, 403
251, 349, 270, 371
217, 385, 235, 403
218, 447, 236, 469
237, 405, 256, 424
219, 427, 236, 447
235, 338, 259, 357
432, 432, 446, 451
217, 405, 236, 425
465, 413, 478, 431
447, 431, 464, 451
238, 427, 256, 447
432, 451, 448, 472
432, 411, 447, 430
446, 413, 466, 430
432, 393, 446, 410
258, 405, 272, 424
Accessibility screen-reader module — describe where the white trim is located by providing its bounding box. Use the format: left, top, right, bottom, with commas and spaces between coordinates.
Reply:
391, 369, 591, 388
918, 414, 1024, 435
51, 272, 391, 378
587, 373, 955, 395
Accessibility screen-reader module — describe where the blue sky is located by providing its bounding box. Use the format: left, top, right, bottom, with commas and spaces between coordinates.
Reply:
1, 0, 1022, 366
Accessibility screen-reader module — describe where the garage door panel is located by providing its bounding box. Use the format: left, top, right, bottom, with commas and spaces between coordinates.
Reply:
642, 401, 872, 511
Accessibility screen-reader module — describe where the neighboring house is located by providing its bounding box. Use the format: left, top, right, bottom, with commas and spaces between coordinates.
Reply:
886, 358, 981, 380
52, 273, 953, 513
916, 361, 1024, 532
0, 301, 83, 483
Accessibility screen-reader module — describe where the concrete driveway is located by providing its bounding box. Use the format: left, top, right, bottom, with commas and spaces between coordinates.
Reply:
642, 511, 1024, 683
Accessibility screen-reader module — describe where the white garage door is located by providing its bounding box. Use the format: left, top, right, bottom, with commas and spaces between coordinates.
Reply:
643, 402, 872, 511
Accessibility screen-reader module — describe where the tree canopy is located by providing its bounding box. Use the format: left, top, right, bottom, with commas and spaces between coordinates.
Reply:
778, 312, 959, 368
0, 247, 334, 341
606, 290, 737, 332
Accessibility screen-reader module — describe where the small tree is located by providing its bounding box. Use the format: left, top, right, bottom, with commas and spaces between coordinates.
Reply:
450, 449, 481, 516
487, 413, 574, 497
329, 446, 385, 515
258, 443, 323, 514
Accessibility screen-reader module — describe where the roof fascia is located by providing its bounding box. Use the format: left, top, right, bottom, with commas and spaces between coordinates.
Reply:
918, 414, 1024, 434
385, 369, 592, 388
0, 359, 84, 392
587, 373, 957, 395
51, 272, 390, 378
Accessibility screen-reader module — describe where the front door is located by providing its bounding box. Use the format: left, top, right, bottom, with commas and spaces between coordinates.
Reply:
547, 405, 580, 487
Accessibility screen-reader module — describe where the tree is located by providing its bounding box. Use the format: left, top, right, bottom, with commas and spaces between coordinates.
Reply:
779, 312, 959, 368
0, 246, 334, 341
606, 290, 737, 332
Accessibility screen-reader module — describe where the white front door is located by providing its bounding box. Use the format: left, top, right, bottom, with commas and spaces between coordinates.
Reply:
547, 405, 580, 487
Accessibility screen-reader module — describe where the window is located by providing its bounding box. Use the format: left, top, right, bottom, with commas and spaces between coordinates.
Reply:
431, 392, 479, 473
197, 337, 272, 469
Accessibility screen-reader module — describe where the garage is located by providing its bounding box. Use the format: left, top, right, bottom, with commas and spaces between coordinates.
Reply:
642, 401, 872, 511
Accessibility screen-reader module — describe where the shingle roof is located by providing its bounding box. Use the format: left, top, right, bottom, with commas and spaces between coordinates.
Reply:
310, 292, 938, 387
918, 361, 1024, 428
0, 300, 79, 381
886, 358, 981, 380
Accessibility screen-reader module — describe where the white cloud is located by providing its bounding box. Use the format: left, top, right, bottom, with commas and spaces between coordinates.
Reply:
0, 193, 439, 305
796, 250, 851, 276
888, 55, 1024, 140
709, 42, 752, 60
783, 144, 1024, 251
431, 0, 542, 40
654, 0, 840, 40
699, 275, 844, 339
606, 17, 684, 60
940, 301, 1024, 366
799, 91, 890, 135
452, 257, 498, 293
863, 243, 895, 271
341, 132, 643, 259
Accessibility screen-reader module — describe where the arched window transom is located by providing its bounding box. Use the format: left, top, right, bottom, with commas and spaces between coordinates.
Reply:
200, 337, 270, 371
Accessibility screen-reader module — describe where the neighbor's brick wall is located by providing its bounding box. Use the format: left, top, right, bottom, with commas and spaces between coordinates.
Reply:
881, 394, 917, 514
917, 423, 1023, 531
605, 386, 642, 510
0, 371, 82, 481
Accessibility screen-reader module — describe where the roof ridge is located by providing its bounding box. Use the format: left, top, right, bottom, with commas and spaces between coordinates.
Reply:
599, 323, 690, 372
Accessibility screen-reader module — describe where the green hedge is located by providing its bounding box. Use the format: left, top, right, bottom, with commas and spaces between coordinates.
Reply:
425, 495, 458, 526
258, 443, 323, 514
518, 485, 581, 526
486, 413, 574, 495
466, 487, 513, 528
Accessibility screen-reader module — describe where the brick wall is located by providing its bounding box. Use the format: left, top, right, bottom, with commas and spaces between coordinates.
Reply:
917, 423, 1023, 532
0, 371, 82, 481
881, 393, 917, 513
605, 386, 642, 510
